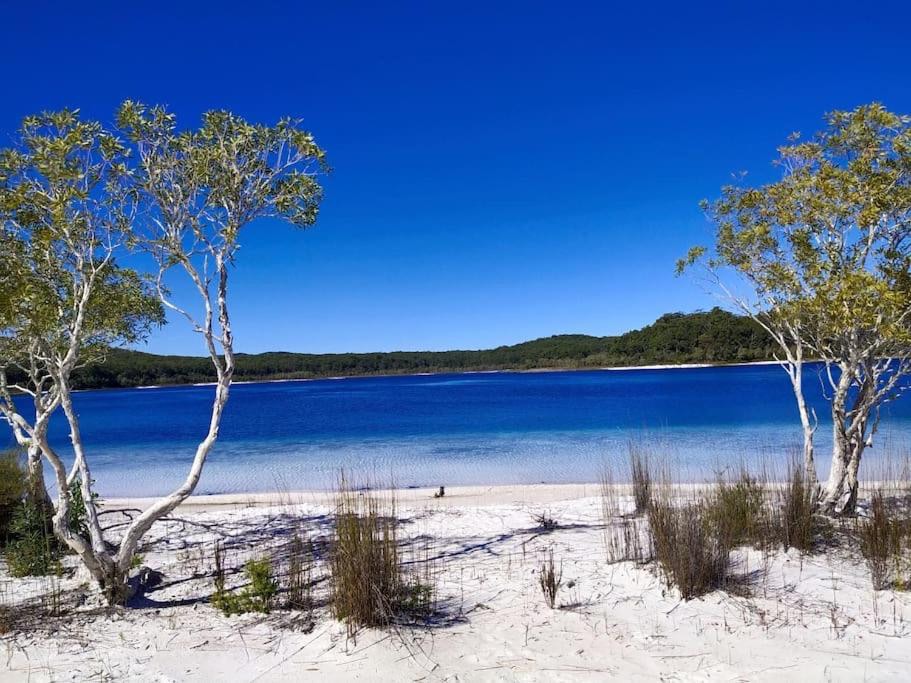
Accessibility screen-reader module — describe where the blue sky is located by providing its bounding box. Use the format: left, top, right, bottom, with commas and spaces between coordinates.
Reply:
3, 2, 910, 355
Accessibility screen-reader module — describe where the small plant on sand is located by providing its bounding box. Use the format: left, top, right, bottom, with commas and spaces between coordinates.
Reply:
538, 549, 563, 609
858, 491, 906, 590
629, 444, 652, 515
330, 474, 434, 637
532, 510, 558, 531
648, 495, 731, 599
213, 554, 279, 615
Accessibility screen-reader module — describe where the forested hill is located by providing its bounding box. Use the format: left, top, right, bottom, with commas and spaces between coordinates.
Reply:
69, 308, 776, 389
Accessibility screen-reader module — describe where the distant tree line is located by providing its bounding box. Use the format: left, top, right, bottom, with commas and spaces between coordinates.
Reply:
50, 308, 776, 389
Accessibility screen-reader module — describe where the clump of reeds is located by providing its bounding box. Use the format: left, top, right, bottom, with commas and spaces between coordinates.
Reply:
287, 532, 314, 613
601, 461, 651, 563
538, 550, 563, 609
705, 469, 767, 549
629, 444, 652, 515
775, 460, 816, 552
330, 474, 434, 637
857, 491, 907, 590
648, 491, 731, 600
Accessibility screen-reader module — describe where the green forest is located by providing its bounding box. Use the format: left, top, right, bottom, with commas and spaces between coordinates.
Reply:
64, 308, 776, 389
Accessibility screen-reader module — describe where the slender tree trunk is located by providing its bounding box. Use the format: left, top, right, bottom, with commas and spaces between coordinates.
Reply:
841, 442, 862, 514
25, 443, 52, 506
780, 354, 817, 490
792, 373, 817, 487
821, 427, 850, 513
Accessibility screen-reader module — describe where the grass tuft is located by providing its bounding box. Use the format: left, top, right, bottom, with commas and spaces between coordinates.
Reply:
538, 549, 563, 608
629, 444, 652, 515
287, 532, 314, 613
705, 469, 767, 549
775, 460, 816, 552
648, 494, 731, 599
330, 474, 434, 637
857, 491, 907, 590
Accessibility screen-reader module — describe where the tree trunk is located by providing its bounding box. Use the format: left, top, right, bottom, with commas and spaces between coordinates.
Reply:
25, 442, 53, 509
820, 428, 864, 515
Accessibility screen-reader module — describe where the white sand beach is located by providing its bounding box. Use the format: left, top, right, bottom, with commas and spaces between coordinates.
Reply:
2, 484, 908, 682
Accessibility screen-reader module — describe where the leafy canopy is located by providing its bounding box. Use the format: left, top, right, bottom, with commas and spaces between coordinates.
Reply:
0, 110, 163, 367
680, 103, 911, 355
116, 101, 329, 260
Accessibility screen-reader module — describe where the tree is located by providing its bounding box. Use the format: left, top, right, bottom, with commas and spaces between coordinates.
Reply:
680, 103, 911, 514
0, 110, 164, 583
2, 104, 327, 603
84, 102, 327, 602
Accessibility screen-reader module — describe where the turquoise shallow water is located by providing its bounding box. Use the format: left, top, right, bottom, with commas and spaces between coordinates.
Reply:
9, 365, 911, 496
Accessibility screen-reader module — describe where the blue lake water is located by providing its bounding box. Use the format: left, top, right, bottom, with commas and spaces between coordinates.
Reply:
8, 365, 911, 496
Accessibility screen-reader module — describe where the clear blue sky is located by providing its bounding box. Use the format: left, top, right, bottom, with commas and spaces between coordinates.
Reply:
3, 2, 910, 355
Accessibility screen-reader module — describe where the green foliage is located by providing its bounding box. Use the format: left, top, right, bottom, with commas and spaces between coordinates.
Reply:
5, 497, 60, 577
0, 450, 26, 546
66, 476, 100, 539
54, 309, 775, 390
0, 109, 165, 366
213, 556, 279, 616
116, 100, 329, 259
684, 105, 911, 328
705, 472, 767, 548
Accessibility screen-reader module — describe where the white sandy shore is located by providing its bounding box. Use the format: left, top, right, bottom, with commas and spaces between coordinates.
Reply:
121, 359, 785, 392
3, 483, 909, 682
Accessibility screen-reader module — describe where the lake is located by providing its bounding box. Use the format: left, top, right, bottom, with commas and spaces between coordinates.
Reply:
9, 364, 911, 496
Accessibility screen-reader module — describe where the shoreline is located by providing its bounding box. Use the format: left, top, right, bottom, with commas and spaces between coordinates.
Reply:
104, 483, 607, 512
103, 477, 908, 513
126, 358, 784, 392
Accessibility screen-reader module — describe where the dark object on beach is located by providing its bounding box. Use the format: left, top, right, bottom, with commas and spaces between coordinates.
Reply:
532, 511, 558, 531
138, 567, 164, 589
434, 486, 445, 499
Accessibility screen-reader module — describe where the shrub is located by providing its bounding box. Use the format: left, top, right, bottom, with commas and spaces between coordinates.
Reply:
213, 554, 278, 615
5, 497, 61, 577
0, 450, 26, 546
330, 475, 433, 636
538, 550, 563, 608
629, 445, 651, 515
857, 491, 906, 590
648, 496, 730, 599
